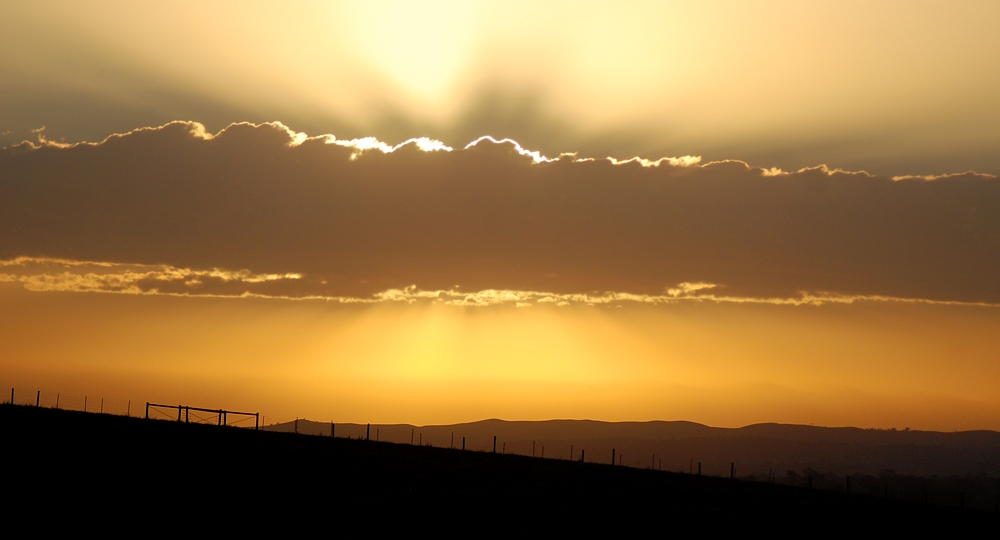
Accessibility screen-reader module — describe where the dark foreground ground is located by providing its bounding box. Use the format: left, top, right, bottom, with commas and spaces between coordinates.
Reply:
4, 405, 995, 533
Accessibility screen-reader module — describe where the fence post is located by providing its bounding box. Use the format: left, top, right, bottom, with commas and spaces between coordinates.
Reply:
84, 396, 87, 412
223, 410, 227, 426
581, 449, 585, 463
101, 398, 104, 414
127, 401, 130, 417
451, 432, 454, 448
36, 390, 40, 407
493, 436, 496, 453
462, 437, 465, 450
331, 422, 334, 438
367, 423, 370, 441
145, 402, 149, 419
256, 413, 259, 430
56, 393, 59, 408
185, 406, 189, 423
178, 405, 182, 422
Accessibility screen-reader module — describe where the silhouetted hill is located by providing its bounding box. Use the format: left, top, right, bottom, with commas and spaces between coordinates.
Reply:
0, 402, 971, 532
267, 418, 1000, 477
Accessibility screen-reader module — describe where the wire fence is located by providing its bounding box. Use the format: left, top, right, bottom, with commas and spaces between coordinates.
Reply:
146, 403, 259, 429
5, 387, 136, 417
3, 387, 258, 429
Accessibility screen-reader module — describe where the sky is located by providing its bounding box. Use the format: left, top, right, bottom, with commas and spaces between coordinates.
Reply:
2, 1, 999, 430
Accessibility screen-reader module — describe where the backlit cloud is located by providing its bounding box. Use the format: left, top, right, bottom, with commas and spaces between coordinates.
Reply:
2, 121, 998, 304
4, 257, 997, 310
0, 257, 300, 296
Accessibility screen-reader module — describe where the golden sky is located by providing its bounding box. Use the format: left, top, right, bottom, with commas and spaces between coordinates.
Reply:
2, 1, 999, 430
4, 1, 1000, 174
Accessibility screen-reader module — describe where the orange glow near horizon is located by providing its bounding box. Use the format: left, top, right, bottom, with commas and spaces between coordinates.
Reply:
3, 283, 998, 431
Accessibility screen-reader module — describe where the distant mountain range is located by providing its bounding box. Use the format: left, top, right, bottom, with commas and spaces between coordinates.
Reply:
265, 419, 1000, 478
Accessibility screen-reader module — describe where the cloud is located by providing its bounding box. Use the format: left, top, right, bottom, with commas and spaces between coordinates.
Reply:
891, 171, 999, 182
604, 155, 703, 168
324, 135, 453, 157
2, 121, 999, 303
465, 136, 556, 163
0, 257, 301, 296
3, 257, 997, 310
667, 282, 717, 297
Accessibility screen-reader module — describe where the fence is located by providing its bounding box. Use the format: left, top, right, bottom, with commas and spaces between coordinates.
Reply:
146, 402, 259, 429
5, 387, 135, 417
3, 388, 258, 429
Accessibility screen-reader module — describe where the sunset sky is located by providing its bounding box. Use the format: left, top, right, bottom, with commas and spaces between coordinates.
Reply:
2, 1, 999, 430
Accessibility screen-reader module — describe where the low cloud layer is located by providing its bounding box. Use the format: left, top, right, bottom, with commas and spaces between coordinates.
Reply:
3, 257, 994, 310
2, 122, 998, 303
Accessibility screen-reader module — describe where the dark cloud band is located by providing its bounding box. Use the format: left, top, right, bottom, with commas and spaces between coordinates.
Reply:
2, 122, 998, 303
